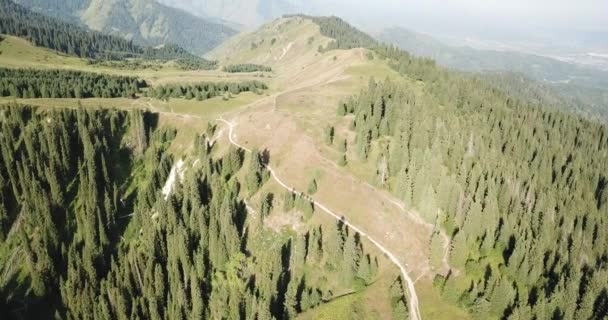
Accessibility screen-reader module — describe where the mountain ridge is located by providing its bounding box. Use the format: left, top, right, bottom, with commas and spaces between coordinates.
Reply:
1, 8, 608, 320
158, 0, 311, 27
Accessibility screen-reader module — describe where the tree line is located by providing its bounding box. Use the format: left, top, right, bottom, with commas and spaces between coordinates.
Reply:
222, 64, 272, 73
0, 0, 217, 70
146, 80, 267, 101
0, 68, 268, 101
0, 67, 147, 99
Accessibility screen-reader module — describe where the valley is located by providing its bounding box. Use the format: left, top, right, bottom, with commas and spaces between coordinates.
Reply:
13, 0, 236, 54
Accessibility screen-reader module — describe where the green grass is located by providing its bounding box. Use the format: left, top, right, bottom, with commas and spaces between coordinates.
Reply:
297, 268, 395, 320
0, 35, 174, 76
346, 59, 402, 80
298, 292, 366, 320
208, 17, 328, 65
0, 91, 263, 119
158, 92, 264, 119
0, 35, 269, 86
418, 279, 471, 320
0, 35, 89, 69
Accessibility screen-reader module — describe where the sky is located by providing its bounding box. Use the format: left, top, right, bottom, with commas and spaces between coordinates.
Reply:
300, 0, 608, 52
162, 0, 608, 51
162, 0, 607, 32
309, 0, 608, 32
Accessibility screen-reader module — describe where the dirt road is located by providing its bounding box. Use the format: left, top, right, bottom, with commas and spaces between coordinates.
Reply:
217, 118, 423, 320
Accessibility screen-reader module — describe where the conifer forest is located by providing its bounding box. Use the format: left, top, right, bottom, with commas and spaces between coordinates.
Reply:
1, 1, 607, 319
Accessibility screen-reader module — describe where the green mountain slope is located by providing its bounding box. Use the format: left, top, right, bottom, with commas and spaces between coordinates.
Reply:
14, 0, 236, 54
0, 104, 386, 319
336, 29, 608, 319
0, 0, 217, 69
377, 27, 608, 120
216, 15, 608, 318
479, 71, 608, 120
377, 27, 608, 86
344, 69, 608, 318
2, 12, 608, 320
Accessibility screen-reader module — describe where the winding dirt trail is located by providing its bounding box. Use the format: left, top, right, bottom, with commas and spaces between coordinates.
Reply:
217, 118, 422, 320
364, 182, 453, 274
139, 47, 442, 319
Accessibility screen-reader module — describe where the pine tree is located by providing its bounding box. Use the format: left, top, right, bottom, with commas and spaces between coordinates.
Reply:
338, 153, 347, 166
340, 231, 356, 282
339, 138, 348, 152
308, 178, 318, 195
283, 190, 295, 211
450, 230, 468, 269
429, 229, 444, 270
324, 126, 335, 145
284, 275, 299, 317
389, 277, 409, 320
260, 192, 273, 219
190, 269, 204, 319
246, 149, 266, 194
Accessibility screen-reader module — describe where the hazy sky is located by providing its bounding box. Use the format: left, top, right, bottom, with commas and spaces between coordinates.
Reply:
310, 0, 608, 32
299, 0, 608, 51
163, 0, 608, 51
164, 0, 607, 32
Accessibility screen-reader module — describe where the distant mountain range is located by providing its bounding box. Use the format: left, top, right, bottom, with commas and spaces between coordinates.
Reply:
158, 0, 312, 28
377, 26, 608, 121
377, 27, 608, 87
14, 0, 237, 54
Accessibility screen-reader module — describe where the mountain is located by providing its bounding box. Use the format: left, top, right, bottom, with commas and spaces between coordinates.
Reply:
158, 0, 311, 27
0, 14, 418, 320
342, 45, 608, 320
10, 0, 89, 24
13, 0, 237, 54
2, 10, 608, 320
377, 26, 608, 121
479, 71, 608, 120
207, 15, 330, 66
208, 16, 608, 320
0, 0, 217, 69
377, 27, 608, 86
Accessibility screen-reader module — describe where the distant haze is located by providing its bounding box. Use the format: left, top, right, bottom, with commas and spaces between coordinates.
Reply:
161, 0, 608, 52
162, 0, 607, 30
305, 0, 608, 51
314, 0, 608, 31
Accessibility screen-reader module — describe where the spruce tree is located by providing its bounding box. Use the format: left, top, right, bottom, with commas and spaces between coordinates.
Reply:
308, 178, 318, 195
